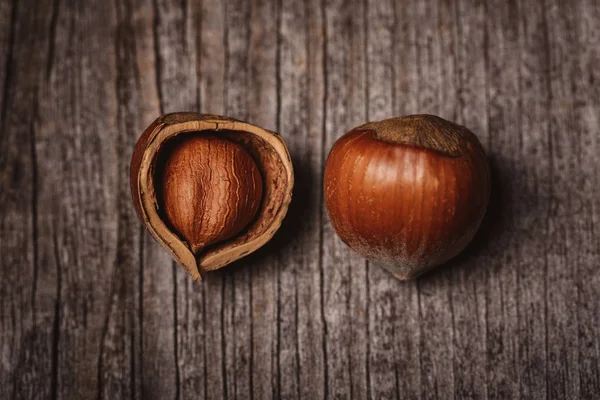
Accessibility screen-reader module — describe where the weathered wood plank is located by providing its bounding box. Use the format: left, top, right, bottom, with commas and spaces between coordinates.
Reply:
573, 0, 600, 398
0, 0, 56, 399
0, 0, 14, 119
322, 0, 369, 398
278, 0, 326, 398
93, 0, 169, 398
94, 0, 144, 397
483, 0, 521, 398
34, 0, 120, 398
545, 1, 584, 398
121, 2, 166, 399
245, 0, 281, 398
513, 0, 552, 398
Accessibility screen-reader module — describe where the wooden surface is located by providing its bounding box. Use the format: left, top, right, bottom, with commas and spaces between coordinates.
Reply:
1, 0, 599, 398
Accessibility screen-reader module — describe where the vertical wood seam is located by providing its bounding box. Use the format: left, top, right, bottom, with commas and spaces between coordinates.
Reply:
96, 266, 116, 400
220, 278, 228, 400
275, 0, 282, 132
31, 0, 57, 332
453, 0, 464, 122
248, 268, 254, 400
130, 327, 136, 400
390, 0, 397, 116
0, 0, 17, 147
122, 1, 145, 396
10, 305, 17, 400
30, 85, 40, 323
575, 0, 600, 391
294, 271, 301, 400
222, 0, 229, 116
202, 278, 208, 400
393, 320, 400, 400
481, 2, 490, 397
572, 2, 586, 394
541, 0, 552, 397
232, 276, 238, 398
152, 0, 164, 114
483, 0, 493, 391
515, 3, 525, 396
448, 278, 457, 400
51, 224, 63, 400
181, 0, 188, 53
138, 226, 145, 399
97, 1, 126, 396
45, 0, 60, 82
318, 0, 329, 398
194, 0, 202, 113
172, 264, 181, 400
416, 280, 424, 399
118, 1, 141, 392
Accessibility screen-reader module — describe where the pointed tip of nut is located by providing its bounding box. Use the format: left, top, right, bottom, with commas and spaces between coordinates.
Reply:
191, 270, 203, 281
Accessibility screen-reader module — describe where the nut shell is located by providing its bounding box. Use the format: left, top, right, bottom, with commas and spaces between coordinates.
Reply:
131, 113, 294, 280
324, 115, 490, 279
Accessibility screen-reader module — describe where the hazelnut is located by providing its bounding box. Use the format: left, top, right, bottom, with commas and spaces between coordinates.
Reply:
131, 113, 294, 280
323, 114, 490, 280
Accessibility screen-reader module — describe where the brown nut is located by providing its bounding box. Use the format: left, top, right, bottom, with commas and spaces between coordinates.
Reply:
324, 114, 491, 280
131, 113, 294, 280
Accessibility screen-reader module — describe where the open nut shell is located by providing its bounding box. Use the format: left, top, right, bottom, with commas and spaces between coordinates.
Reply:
130, 113, 294, 280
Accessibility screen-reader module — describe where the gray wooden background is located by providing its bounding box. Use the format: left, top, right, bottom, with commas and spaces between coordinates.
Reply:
1, 0, 599, 398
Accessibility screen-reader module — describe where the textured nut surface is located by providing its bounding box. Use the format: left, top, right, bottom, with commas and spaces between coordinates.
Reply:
157, 134, 263, 254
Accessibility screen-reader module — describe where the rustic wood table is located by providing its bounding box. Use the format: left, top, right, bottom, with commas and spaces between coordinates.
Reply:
1, 0, 599, 399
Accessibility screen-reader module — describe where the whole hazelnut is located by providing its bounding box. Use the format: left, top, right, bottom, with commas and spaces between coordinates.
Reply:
323, 114, 490, 280
131, 113, 294, 280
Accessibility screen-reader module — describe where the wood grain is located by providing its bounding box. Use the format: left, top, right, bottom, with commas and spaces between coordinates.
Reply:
1, 0, 599, 399
278, 0, 326, 398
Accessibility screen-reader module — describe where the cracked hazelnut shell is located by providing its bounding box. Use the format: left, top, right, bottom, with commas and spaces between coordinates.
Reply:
131, 113, 294, 280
